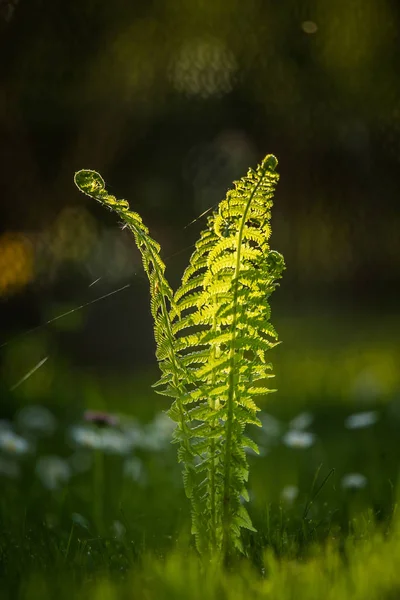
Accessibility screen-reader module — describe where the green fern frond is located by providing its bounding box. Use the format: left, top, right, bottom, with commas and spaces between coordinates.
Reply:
74, 153, 285, 561
73, 169, 194, 472
170, 154, 285, 556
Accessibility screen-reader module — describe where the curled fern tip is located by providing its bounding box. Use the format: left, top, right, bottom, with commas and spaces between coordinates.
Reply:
74, 169, 105, 196
262, 154, 278, 171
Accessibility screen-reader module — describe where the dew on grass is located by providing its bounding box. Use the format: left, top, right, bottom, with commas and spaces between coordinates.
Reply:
344, 411, 379, 430
289, 412, 314, 431
36, 456, 71, 490
341, 473, 367, 490
16, 405, 57, 436
281, 485, 299, 504
282, 430, 315, 449
0, 456, 20, 479
0, 429, 31, 455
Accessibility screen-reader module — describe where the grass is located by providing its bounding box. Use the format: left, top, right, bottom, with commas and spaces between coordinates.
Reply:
1, 312, 400, 598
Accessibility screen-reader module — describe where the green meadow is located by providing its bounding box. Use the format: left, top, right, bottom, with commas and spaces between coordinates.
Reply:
1, 312, 399, 599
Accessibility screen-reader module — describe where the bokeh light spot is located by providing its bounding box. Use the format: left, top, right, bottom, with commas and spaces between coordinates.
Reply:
301, 20, 318, 34
169, 37, 237, 98
0, 232, 34, 296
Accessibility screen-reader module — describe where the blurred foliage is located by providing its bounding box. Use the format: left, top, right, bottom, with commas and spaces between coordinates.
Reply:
0, 0, 399, 310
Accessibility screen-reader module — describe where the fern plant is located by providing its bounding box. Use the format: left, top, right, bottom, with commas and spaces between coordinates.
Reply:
74, 154, 285, 558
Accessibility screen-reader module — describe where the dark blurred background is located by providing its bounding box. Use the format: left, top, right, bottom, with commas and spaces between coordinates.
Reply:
0, 0, 399, 406
1, 2, 400, 560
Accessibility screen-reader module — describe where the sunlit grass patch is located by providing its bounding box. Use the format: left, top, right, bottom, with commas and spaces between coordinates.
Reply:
17, 518, 400, 600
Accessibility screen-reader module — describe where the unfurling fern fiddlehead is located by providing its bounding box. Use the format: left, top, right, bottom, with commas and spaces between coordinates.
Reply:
74, 154, 285, 559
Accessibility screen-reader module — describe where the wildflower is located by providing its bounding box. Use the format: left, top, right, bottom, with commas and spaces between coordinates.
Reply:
84, 410, 119, 428
16, 405, 57, 436
281, 485, 299, 504
36, 456, 71, 490
99, 429, 132, 455
0, 429, 30, 455
289, 412, 314, 431
344, 411, 379, 430
282, 430, 315, 449
68, 425, 102, 450
341, 473, 367, 490
68, 424, 132, 455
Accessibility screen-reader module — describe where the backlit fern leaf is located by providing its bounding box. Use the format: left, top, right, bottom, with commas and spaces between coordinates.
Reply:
74, 154, 285, 560
171, 154, 285, 556
73, 169, 194, 471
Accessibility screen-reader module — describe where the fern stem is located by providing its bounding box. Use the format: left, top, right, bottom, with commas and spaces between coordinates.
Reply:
209, 299, 219, 553
222, 163, 268, 557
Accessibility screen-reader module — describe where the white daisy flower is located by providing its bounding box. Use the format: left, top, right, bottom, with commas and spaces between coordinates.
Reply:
99, 429, 132, 455
67, 425, 103, 450
341, 473, 367, 490
282, 430, 315, 449
344, 411, 378, 430
0, 430, 31, 455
